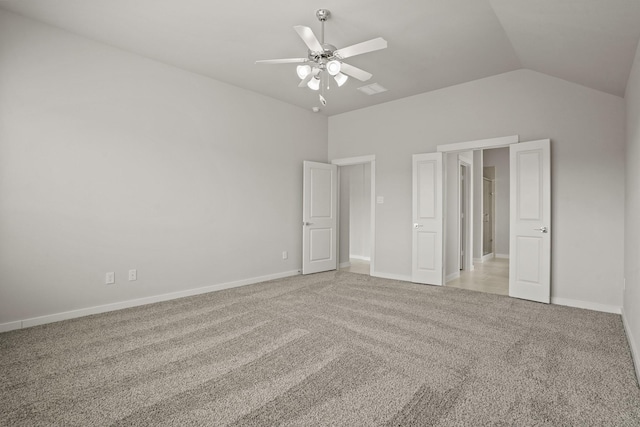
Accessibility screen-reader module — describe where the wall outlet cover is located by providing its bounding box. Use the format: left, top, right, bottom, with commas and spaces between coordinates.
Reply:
105, 272, 115, 285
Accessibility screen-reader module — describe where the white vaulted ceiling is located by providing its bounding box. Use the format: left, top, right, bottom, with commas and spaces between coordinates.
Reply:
1, 0, 639, 115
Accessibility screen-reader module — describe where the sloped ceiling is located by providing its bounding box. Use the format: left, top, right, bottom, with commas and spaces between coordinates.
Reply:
1, 0, 639, 115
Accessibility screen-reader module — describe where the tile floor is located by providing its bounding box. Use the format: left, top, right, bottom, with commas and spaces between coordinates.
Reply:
340, 259, 370, 275
445, 257, 509, 296
340, 257, 508, 297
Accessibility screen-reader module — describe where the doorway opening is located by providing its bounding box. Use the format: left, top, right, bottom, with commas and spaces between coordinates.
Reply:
412, 136, 550, 303
445, 147, 509, 296
338, 163, 372, 275
330, 156, 376, 276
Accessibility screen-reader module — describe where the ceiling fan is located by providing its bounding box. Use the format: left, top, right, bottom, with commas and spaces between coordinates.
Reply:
256, 9, 387, 107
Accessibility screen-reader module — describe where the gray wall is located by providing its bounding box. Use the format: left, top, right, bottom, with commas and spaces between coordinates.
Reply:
0, 11, 328, 326
482, 148, 509, 257
329, 69, 625, 310
624, 37, 640, 379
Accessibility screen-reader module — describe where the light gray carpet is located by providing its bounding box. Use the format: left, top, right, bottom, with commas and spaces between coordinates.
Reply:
1, 271, 639, 426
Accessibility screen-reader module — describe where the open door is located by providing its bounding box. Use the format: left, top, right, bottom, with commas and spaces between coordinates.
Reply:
302, 161, 338, 274
412, 152, 444, 285
509, 139, 551, 303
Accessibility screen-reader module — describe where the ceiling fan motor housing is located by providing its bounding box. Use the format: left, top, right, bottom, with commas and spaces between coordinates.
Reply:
308, 44, 338, 65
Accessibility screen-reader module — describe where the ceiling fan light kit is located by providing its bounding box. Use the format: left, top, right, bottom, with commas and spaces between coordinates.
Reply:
256, 9, 387, 108
307, 76, 321, 91
296, 65, 311, 79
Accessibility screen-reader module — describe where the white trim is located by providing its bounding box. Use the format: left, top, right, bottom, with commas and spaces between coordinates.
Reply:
457, 159, 473, 273
2, 270, 300, 331
474, 253, 495, 262
339, 262, 352, 268
0, 321, 22, 333
369, 160, 376, 276
372, 271, 412, 282
331, 155, 376, 166
446, 271, 461, 283
622, 307, 640, 386
437, 135, 519, 153
349, 255, 371, 262
495, 253, 509, 259
551, 297, 621, 314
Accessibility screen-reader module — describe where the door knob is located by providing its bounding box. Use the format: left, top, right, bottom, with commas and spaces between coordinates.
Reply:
534, 226, 548, 233
413, 223, 423, 229
303, 222, 314, 226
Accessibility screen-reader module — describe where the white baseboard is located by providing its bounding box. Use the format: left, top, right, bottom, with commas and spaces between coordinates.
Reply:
0, 321, 23, 333
339, 262, 352, 268
621, 307, 640, 386
349, 255, 371, 262
495, 253, 509, 259
474, 253, 495, 263
0, 270, 301, 332
445, 272, 461, 282
372, 271, 412, 283
551, 297, 621, 314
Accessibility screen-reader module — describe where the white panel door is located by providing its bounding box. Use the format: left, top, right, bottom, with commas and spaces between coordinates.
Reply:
302, 161, 338, 274
509, 139, 551, 303
412, 153, 444, 285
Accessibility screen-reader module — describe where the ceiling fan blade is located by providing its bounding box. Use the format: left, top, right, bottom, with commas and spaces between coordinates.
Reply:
334, 37, 387, 59
255, 58, 309, 64
298, 74, 314, 87
294, 25, 324, 52
340, 63, 373, 82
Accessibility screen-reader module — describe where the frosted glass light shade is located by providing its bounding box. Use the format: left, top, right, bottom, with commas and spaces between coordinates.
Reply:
333, 72, 348, 87
326, 60, 341, 76
296, 65, 311, 79
307, 76, 320, 90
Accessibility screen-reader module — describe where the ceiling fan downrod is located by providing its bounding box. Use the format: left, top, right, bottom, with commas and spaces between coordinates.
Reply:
316, 9, 330, 44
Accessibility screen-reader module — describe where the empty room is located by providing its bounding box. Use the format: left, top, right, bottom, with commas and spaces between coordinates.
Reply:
1, 1, 640, 425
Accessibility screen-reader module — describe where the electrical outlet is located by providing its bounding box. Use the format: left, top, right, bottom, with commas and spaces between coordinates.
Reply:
282, 251, 288, 260
128, 269, 137, 281
105, 272, 115, 285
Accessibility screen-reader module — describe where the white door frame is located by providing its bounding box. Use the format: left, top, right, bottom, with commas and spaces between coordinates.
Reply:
458, 159, 472, 272
330, 155, 376, 276
481, 176, 496, 259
